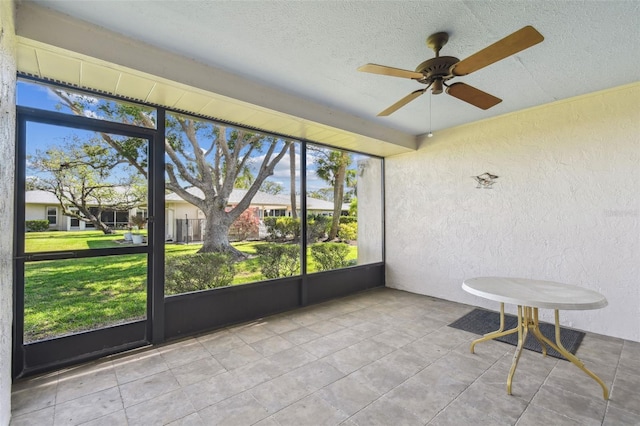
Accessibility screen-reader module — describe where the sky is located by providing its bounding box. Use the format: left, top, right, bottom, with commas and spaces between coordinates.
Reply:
18, 79, 370, 196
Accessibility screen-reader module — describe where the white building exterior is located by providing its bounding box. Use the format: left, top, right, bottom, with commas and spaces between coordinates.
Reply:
25, 188, 348, 241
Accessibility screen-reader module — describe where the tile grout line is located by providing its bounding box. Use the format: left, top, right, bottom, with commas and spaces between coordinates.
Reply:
601, 338, 624, 422
427, 345, 507, 425
336, 328, 455, 425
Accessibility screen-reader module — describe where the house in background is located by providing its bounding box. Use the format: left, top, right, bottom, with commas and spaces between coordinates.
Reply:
24, 190, 66, 231
25, 188, 347, 240
165, 187, 347, 242
25, 190, 142, 231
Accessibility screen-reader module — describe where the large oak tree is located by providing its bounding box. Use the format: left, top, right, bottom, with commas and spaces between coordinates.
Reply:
55, 90, 290, 258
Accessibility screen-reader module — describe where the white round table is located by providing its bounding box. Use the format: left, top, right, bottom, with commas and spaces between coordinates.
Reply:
462, 276, 607, 310
462, 277, 609, 399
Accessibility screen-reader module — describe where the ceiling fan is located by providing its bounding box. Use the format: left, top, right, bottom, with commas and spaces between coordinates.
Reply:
358, 26, 544, 116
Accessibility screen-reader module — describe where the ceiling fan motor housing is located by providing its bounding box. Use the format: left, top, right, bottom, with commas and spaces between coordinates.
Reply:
415, 56, 459, 93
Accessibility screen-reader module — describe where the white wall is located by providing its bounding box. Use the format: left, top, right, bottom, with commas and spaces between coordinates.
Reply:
385, 84, 640, 342
357, 157, 384, 264
24, 204, 63, 231
169, 203, 201, 222
24, 204, 43, 222
0, 0, 16, 423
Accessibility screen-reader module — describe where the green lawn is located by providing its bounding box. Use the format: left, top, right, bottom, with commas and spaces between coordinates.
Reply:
25, 230, 142, 252
24, 253, 148, 342
22, 231, 357, 342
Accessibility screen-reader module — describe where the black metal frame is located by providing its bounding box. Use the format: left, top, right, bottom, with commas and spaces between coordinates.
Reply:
12, 80, 386, 379
13, 106, 157, 378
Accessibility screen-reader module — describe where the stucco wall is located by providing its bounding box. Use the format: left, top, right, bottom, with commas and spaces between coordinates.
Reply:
24, 204, 63, 230
1, 0, 17, 423
385, 84, 640, 342
170, 204, 202, 221
357, 157, 383, 265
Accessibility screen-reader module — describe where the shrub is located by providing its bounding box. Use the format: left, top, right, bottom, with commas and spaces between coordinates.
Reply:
339, 216, 357, 225
278, 217, 300, 240
129, 214, 147, 230
264, 217, 300, 241
263, 217, 278, 240
338, 222, 357, 241
25, 220, 50, 232
255, 243, 300, 279
307, 214, 329, 242
310, 242, 350, 271
165, 252, 235, 295
230, 208, 259, 241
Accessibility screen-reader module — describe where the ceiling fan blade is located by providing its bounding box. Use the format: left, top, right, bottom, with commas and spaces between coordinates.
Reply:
451, 26, 544, 76
378, 89, 427, 116
446, 82, 502, 110
358, 63, 424, 80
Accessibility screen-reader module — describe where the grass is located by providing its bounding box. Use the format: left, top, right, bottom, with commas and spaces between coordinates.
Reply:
24, 253, 147, 342
26, 230, 131, 251
22, 231, 357, 342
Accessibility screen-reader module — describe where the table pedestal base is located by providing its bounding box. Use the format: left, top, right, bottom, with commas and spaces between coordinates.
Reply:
470, 303, 609, 400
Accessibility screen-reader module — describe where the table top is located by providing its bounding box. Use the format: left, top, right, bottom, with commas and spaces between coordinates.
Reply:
462, 277, 608, 310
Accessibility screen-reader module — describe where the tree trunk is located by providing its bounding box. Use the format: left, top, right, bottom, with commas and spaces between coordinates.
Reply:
198, 208, 245, 260
74, 206, 113, 234
328, 153, 349, 240
96, 221, 114, 234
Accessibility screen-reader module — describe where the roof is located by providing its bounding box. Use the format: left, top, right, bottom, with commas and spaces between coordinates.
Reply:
26, 189, 348, 212
25, 187, 143, 206
165, 188, 291, 207
24, 190, 61, 205
165, 188, 347, 211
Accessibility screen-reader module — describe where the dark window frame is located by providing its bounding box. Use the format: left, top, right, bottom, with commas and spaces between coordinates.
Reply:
13, 75, 386, 378
46, 206, 57, 225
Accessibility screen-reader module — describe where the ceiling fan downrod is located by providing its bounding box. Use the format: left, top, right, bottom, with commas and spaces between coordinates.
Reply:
426, 32, 449, 57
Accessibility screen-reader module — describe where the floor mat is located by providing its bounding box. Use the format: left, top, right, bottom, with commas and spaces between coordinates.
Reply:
448, 308, 585, 360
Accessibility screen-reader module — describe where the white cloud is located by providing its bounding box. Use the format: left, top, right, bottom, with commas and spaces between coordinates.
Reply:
83, 110, 100, 119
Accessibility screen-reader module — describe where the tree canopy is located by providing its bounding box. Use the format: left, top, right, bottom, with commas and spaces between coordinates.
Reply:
29, 134, 146, 234
53, 89, 291, 257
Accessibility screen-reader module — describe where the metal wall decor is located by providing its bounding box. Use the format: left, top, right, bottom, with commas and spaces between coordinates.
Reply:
473, 172, 499, 189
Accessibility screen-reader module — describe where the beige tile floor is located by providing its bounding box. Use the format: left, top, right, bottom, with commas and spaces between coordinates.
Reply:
10, 287, 640, 425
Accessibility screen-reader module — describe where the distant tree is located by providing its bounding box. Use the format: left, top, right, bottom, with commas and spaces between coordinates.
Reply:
314, 149, 353, 240
233, 166, 255, 189
308, 188, 334, 202
54, 89, 290, 258
28, 136, 145, 234
25, 176, 38, 191
343, 168, 357, 203
260, 181, 284, 195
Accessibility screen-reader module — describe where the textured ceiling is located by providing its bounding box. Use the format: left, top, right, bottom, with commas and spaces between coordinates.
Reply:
17, 0, 640, 151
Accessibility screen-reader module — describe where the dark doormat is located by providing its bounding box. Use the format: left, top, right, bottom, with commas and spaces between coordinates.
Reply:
448, 308, 585, 360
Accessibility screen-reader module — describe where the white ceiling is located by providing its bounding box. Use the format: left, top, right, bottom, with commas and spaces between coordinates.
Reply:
15, 0, 640, 155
